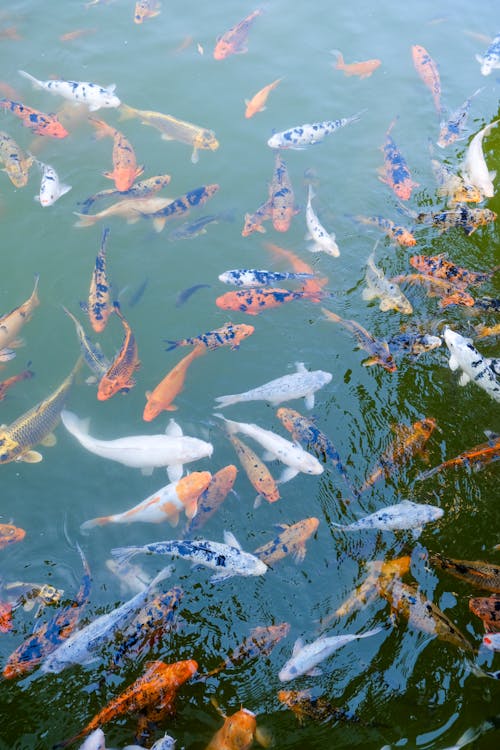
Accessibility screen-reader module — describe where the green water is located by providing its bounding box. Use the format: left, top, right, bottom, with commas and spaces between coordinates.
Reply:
0, 0, 500, 748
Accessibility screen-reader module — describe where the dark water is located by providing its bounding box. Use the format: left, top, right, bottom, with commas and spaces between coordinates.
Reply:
0, 1, 499, 749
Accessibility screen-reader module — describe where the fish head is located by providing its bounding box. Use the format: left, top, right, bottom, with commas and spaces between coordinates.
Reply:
213, 41, 232, 60
267, 133, 282, 149
143, 396, 163, 422
101, 90, 121, 108
275, 407, 299, 432
393, 227, 417, 246
221, 708, 257, 747
234, 324, 255, 344
392, 182, 416, 201
0, 432, 21, 464
0, 523, 26, 547
452, 184, 483, 203
167, 658, 198, 687
176, 471, 212, 518
0, 602, 13, 633
97, 377, 122, 401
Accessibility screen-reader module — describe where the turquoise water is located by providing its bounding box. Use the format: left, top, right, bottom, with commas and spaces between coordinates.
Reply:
0, 1, 500, 748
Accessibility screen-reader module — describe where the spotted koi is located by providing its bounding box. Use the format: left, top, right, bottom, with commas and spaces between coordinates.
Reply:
142, 183, 220, 233
97, 302, 140, 400
86, 227, 113, 334
411, 44, 442, 113
227, 432, 280, 506
379, 118, 418, 200
0, 97, 68, 138
254, 518, 319, 565
165, 322, 255, 352
409, 254, 498, 288
242, 198, 274, 236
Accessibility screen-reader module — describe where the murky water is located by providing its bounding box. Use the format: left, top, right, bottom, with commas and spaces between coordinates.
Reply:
0, 1, 500, 749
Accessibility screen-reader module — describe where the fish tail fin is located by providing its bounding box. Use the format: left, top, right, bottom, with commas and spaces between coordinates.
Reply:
110, 545, 142, 567
88, 116, 114, 139
330, 49, 344, 67
80, 516, 110, 532
359, 626, 383, 639
213, 412, 237, 434
213, 394, 240, 408
60, 409, 91, 437
164, 340, 179, 351
321, 306, 341, 324
73, 211, 98, 228
18, 70, 41, 88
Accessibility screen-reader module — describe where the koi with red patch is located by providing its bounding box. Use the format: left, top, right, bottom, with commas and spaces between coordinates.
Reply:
242, 198, 273, 236
201, 622, 290, 678
97, 302, 140, 400
270, 152, 295, 232
213, 8, 262, 60
86, 226, 113, 333
409, 254, 499, 288
418, 430, 500, 480
165, 322, 254, 352
349, 214, 416, 247
89, 117, 144, 192
143, 345, 205, 419
379, 118, 418, 200
0, 523, 25, 548
0, 368, 34, 401
254, 518, 319, 565
56, 659, 198, 749
411, 45, 442, 113
216, 287, 311, 315
183, 464, 238, 537
0, 98, 68, 138
3, 544, 91, 679
227, 432, 280, 506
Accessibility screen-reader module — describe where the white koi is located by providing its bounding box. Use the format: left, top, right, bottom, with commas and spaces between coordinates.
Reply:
476, 32, 500, 75
331, 500, 444, 539
35, 160, 71, 206
305, 185, 339, 257
461, 120, 498, 198
267, 111, 363, 150
444, 327, 500, 403
18, 70, 120, 111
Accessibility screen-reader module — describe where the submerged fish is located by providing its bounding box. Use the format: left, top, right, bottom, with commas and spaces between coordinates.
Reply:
0, 523, 25, 548
411, 45, 441, 113
278, 689, 366, 726
476, 32, 500, 75
379, 118, 418, 200
331, 50, 381, 78
215, 361, 332, 409
362, 252, 413, 314
218, 269, 314, 287
18, 70, 120, 111
321, 307, 396, 372
245, 78, 282, 118
0, 130, 33, 187
469, 596, 500, 633
331, 500, 443, 538
305, 185, 339, 256
73, 195, 175, 227
62, 306, 110, 382
429, 552, 500, 593
444, 327, 500, 403
0, 367, 34, 402
213, 8, 262, 60
269, 152, 296, 233
97, 302, 140, 400
418, 430, 500, 480
254, 518, 319, 565
437, 87, 483, 148
134, 0, 161, 24
268, 111, 363, 150
334, 556, 412, 619
0, 274, 39, 351
0, 98, 68, 138
168, 211, 234, 241
183, 464, 238, 536
165, 322, 254, 351
201, 623, 290, 678
77, 174, 171, 214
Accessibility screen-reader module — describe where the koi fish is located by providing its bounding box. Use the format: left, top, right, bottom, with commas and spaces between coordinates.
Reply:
331, 49, 381, 78
97, 302, 140, 400
444, 327, 500, 402
42, 566, 172, 674
77, 174, 171, 214
475, 322, 500, 339
348, 213, 416, 246
0, 523, 25, 548
264, 241, 328, 299
245, 78, 282, 118
175, 283, 211, 307
391, 273, 476, 308
0, 602, 13, 632
81, 472, 211, 530
0, 98, 68, 137
429, 552, 500, 593
387, 331, 442, 357
143, 346, 205, 419
89, 117, 143, 192
409, 254, 497, 287
218, 269, 314, 287
142, 184, 220, 233
73, 195, 174, 227
86, 227, 113, 334
278, 689, 365, 726
269, 152, 296, 232
476, 32, 500, 75
203, 624, 290, 679
215, 413, 323, 483
183, 465, 238, 536
0, 274, 39, 352
362, 252, 413, 313
62, 306, 110, 382
111, 531, 268, 583
215, 288, 313, 315
134, 0, 161, 24
411, 45, 441, 113
61, 411, 213, 479
334, 556, 412, 619
268, 111, 363, 150
3, 544, 91, 679
332, 500, 443, 538
461, 120, 498, 199
276, 407, 355, 495
360, 418, 437, 491
437, 88, 483, 147
1, 580, 63, 620
241, 198, 273, 236
378, 577, 473, 652
408, 205, 497, 234
379, 118, 418, 200
213, 8, 262, 60
56, 659, 197, 748
305, 185, 339, 256
0, 356, 81, 465
278, 627, 382, 681
430, 157, 483, 204
0, 130, 33, 187
34, 159, 71, 206
168, 210, 234, 241
254, 518, 319, 565
205, 705, 262, 750
165, 322, 254, 351
18, 70, 120, 111
0, 367, 34, 401
215, 362, 332, 410
226, 433, 280, 506
469, 596, 500, 633
105, 557, 152, 596
321, 307, 396, 372
119, 103, 219, 163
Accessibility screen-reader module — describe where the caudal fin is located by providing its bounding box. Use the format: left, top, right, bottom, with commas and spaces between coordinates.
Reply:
330, 49, 344, 68
214, 394, 241, 408
110, 545, 143, 568
73, 211, 99, 228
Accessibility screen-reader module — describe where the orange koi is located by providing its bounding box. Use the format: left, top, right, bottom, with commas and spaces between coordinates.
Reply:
360, 418, 436, 491
87, 226, 113, 333
409, 254, 498, 288
245, 78, 282, 118
134, 0, 161, 24
418, 430, 500, 480
97, 302, 140, 400
227, 433, 280, 506
264, 242, 328, 299
201, 623, 290, 679
254, 518, 319, 565
379, 118, 418, 200
205, 703, 267, 750
59, 28, 96, 42
183, 464, 238, 536
411, 44, 442, 113
143, 345, 205, 420
333, 556, 412, 619
331, 50, 381, 78
0, 367, 34, 401
165, 322, 254, 352
57, 659, 198, 748
0, 82, 23, 100
242, 198, 273, 236
270, 152, 295, 232
469, 596, 500, 633
213, 8, 262, 60
89, 117, 143, 192
215, 287, 310, 315
0, 98, 68, 138
0, 523, 25, 549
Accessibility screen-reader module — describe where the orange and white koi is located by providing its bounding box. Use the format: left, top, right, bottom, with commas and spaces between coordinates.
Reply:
0, 274, 39, 352
241, 198, 273, 236
183, 465, 238, 537
86, 226, 113, 333
213, 8, 263, 61
89, 116, 143, 192
134, 0, 161, 24
330, 49, 381, 78
264, 242, 328, 300
81, 471, 212, 529
254, 518, 319, 565
227, 432, 280, 506
245, 78, 282, 118
0, 367, 34, 401
0, 130, 33, 187
0, 97, 68, 137
97, 303, 140, 400
379, 118, 418, 200
321, 307, 397, 372
411, 45, 442, 113
418, 430, 500, 480
73, 195, 174, 227
165, 322, 254, 352
348, 213, 416, 247
270, 152, 296, 232
143, 345, 205, 419
0, 523, 26, 548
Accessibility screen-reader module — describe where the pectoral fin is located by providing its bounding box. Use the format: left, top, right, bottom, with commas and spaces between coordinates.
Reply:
448, 354, 459, 371
458, 372, 471, 386
304, 393, 315, 410
167, 464, 183, 482
40, 433, 57, 447
18, 450, 43, 463
277, 466, 299, 483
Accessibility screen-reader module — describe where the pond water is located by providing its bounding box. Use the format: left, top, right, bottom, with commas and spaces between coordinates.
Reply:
0, 1, 499, 749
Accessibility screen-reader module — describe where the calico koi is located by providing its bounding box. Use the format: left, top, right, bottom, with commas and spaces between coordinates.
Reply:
409, 254, 498, 287
476, 32, 500, 75
182, 465, 238, 537
134, 0, 161, 24
469, 596, 500, 633
73, 195, 174, 227
215, 288, 313, 315
241, 198, 273, 236
97, 303, 140, 400
0, 98, 68, 137
461, 119, 499, 199
437, 88, 483, 148
0, 130, 34, 187
391, 273, 476, 308
201, 623, 290, 679
362, 252, 413, 314
348, 213, 416, 247
278, 689, 366, 725
62, 306, 110, 382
